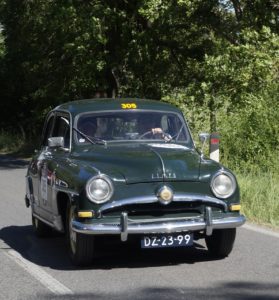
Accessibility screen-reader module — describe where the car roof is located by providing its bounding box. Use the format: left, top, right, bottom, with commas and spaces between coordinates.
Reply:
54, 98, 181, 116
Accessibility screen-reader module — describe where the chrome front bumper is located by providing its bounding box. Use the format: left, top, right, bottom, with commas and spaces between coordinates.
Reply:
72, 207, 246, 242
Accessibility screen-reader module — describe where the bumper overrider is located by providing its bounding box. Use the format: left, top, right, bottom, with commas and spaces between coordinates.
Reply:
71, 193, 246, 241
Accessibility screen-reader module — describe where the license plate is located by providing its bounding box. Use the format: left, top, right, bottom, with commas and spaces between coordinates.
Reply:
141, 233, 193, 248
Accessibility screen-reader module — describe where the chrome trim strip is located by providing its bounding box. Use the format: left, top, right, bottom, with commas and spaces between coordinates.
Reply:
53, 185, 79, 196
98, 193, 228, 215
86, 165, 101, 175
32, 213, 64, 232
173, 193, 228, 211
72, 214, 246, 236
32, 213, 55, 228
99, 195, 159, 214
150, 148, 166, 179
53, 110, 73, 152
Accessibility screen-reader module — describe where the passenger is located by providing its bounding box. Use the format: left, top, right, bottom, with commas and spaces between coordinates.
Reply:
78, 120, 97, 142
95, 118, 108, 138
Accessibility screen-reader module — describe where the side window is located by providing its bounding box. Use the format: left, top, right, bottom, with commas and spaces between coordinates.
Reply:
42, 115, 55, 147
162, 115, 187, 141
161, 115, 169, 132
52, 115, 70, 148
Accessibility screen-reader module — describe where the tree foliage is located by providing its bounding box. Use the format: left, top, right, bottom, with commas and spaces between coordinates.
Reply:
0, 0, 278, 171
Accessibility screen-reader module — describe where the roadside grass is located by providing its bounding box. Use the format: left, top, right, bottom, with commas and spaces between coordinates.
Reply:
0, 131, 37, 157
0, 131, 24, 153
237, 171, 279, 228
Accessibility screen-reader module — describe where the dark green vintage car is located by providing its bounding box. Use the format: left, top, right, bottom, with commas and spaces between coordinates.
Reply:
25, 98, 245, 265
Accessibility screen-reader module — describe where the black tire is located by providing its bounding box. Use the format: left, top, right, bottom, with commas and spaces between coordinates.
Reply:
32, 215, 53, 237
66, 203, 95, 266
205, 228, 236, 258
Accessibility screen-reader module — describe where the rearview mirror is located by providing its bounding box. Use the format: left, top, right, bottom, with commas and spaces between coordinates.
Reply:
48, 137, 64, 148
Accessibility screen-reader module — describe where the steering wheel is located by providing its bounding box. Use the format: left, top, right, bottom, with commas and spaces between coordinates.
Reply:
138, 130, 153, 139
138, 129, 172, 141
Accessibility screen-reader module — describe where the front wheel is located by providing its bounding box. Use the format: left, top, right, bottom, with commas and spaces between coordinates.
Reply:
66, 204, 95, 266
205, 228, 236, 258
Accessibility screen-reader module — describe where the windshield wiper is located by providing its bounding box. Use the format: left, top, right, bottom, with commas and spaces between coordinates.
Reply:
72, 127, 107, 146
166, 124, 184, 143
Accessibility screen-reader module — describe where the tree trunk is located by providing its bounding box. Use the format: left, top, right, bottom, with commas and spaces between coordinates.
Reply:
231, 0, 243, 23
106, 68, 119, 98
18, 123, 26, 141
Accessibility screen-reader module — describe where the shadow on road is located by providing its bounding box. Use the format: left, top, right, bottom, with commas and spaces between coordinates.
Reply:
0, 154, 29, 169
0, 225, 219, 271
39, 283, 279, 300
1, 226, 279, 300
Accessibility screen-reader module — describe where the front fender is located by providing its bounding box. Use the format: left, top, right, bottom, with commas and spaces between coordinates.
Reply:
25, 175, 34, 207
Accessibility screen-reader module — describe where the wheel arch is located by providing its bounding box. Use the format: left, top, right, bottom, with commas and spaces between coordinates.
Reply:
56, 192, 71, 232
26, 175, 34, 200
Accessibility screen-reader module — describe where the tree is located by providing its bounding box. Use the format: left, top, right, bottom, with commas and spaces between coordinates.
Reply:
0, 0, 225, 136
0, 0, 278, 172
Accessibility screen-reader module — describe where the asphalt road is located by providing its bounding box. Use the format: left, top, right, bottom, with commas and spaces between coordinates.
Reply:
0, 154, 279, 300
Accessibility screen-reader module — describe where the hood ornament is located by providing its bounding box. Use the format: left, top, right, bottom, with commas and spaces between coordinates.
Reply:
157, 186, 173, 205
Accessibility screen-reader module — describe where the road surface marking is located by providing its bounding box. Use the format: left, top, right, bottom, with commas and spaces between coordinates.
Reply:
5, 249, 74, 295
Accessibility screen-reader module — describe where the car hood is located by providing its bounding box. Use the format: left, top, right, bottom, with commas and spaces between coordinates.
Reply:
72, 143, 201, 183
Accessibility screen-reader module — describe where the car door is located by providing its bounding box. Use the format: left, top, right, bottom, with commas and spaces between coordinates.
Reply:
36, 112, 71, 221
29, 113, 55, 214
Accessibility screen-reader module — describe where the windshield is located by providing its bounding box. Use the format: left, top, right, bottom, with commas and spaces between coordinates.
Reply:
75, 111, 192, 145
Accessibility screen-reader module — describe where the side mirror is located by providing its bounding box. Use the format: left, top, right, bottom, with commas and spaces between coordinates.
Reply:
48, 137, 64, 148
198, 133, 210, 156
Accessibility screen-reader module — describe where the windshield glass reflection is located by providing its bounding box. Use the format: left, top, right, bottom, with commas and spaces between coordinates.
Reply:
75, 111, 191, 144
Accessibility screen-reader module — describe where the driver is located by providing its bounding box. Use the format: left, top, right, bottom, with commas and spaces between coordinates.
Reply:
78, 119, 97, 142
95, 118, 108, 138
138, 115, 164, 139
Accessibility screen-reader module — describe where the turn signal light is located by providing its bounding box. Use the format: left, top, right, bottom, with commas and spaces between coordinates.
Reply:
78, 211, 94, 218
229, 204, 241, 211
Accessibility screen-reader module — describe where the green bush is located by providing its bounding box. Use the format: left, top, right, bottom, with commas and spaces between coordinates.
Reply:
220, 90, 279, 172
0, 131, 24, 153
164, 27, 279, 175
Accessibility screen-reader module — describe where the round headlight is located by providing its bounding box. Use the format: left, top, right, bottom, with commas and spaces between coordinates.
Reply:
211, 171, 236, 199
86, 175, 114, 204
